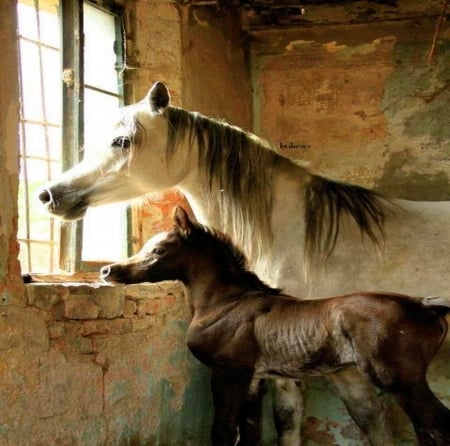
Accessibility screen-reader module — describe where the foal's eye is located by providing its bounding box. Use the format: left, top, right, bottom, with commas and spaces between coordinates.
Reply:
152, 247, 166, 255
112, 136, 131, 149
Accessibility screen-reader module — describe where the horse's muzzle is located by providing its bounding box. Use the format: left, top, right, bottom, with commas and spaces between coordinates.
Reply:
38, 188, 53, 205
38, 185, 88, 220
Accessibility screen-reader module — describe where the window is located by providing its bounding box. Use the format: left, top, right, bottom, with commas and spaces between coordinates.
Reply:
17, 0, 128, 274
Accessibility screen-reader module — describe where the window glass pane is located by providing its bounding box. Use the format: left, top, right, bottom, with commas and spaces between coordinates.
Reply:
82, 205, 128, 261
83, 87, 121, 151
38, 3, 60, 48
18, 0, 61, 274
29, 241, 59, 274
84, 2, 119, 92
81, 3, 126, 264
42, 47, 62, 124
22, 122, 46, 158
17, 2, 38, 41
19, 40, 44, 121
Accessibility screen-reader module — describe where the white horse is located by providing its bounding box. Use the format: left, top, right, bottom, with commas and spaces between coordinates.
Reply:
39, 81, 450, 446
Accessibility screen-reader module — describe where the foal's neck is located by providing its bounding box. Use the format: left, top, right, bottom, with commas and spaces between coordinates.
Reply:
183, 261, 249, 315
183, 253, 276, 317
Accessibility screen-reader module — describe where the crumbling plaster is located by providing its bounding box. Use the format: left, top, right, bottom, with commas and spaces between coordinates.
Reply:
251, 17, 450, 200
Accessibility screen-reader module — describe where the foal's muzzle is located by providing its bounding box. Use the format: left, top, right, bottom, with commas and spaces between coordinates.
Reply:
99, 265, 111, 281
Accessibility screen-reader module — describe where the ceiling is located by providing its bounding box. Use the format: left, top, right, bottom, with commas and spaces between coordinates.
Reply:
222, 1, 448, 31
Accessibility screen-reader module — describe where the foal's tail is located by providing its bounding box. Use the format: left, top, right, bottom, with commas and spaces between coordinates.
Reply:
420, 296, 450, 350
421, 296, 450, 316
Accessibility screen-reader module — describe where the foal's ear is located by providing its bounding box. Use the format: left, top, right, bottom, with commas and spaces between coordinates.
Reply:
174, 206, 194, 237
147, 81, 170, 114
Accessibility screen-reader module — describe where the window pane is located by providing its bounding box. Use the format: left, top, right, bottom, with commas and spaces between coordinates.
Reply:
82, 204, 128, 261
17, 2, 39, 41
83, 87, 121, 151
38, 3, 60, 48
18, 1, 60, 47
22, 123, 61, 161
17, 0, 61, 273
28, 241, 59, 274
84, 2, 119, 92
19, 40, 44, 121
42, 47, 62, 124
81, 3, 126, 264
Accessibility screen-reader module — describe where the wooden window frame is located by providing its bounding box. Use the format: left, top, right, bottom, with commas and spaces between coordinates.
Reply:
18, 0, 129, 274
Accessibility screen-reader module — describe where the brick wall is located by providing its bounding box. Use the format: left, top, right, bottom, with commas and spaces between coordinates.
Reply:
1, 281, 212, 446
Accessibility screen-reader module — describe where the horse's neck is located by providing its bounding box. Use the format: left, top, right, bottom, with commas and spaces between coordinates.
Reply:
184, 267, 246, 318
178, 151, 309, 289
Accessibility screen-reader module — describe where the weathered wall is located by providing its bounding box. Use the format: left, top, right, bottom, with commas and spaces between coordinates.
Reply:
0, 0, 24, 303
180, 3, 252, 129
1, 281, 212, 446
252, 18, 450, 199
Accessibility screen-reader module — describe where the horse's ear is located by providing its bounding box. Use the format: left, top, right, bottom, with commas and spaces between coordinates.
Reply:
174, 206, 194, 237
147, 81, 170, 114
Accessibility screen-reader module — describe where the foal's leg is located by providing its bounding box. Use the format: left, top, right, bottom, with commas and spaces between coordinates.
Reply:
394, 380, 450, 446
271, 378, 304, 446
210, 368, 255, 446
327, 367, 394, 446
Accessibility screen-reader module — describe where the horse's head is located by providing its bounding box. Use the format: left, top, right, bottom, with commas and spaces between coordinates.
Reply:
100, 206, 195, 284
38, 81, 187, 220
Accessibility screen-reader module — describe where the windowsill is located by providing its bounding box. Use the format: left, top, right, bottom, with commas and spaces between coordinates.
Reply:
23, 277, 187, 324
23, 272, 104, 284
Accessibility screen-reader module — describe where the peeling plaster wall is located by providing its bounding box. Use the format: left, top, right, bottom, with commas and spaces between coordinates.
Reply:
252, 18, 450, 199
0, 0, 24, 301
1, 281, 212, 446
180, 4, 252, 129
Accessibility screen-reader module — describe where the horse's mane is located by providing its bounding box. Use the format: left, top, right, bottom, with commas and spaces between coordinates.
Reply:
304, 175, 386, 270
188, 220, 281, 295
130, 104, 388, 274
165, 106, 287, 264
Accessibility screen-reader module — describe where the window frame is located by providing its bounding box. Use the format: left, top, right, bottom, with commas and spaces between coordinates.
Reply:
60, 0, 129, 272
17, 0, 130, 274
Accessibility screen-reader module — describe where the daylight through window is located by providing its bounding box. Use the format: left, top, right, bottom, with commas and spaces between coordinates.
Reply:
17, 0, 127, 274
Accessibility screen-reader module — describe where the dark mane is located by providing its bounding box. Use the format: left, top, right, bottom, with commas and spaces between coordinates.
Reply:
165, 106, 290, 264
128, 104, 390, 276
189, 221, 281, 295
304, 175, 387, 269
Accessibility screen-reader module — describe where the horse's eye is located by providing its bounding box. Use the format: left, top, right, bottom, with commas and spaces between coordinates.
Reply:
112, 136, 131, 149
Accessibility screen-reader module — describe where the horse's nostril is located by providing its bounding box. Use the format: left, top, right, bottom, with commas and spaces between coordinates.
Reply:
100, 265, 111, 279
38, 188, 53, 205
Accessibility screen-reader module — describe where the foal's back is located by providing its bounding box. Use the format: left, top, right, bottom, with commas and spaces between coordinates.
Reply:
248, 292, 447, 382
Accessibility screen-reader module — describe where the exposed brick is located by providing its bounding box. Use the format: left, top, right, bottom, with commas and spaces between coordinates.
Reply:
47, 321, 65, 339
80, 318, 132, 336
64, 296, 100, 320
92, 292, 124, 319
123, 299, 137, 318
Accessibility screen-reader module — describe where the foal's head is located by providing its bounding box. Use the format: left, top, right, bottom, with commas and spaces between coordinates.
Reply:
100, 206, 273, 293
100, 207, 197, 284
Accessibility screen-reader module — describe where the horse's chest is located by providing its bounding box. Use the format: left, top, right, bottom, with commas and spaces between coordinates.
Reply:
186, 316, 259, 369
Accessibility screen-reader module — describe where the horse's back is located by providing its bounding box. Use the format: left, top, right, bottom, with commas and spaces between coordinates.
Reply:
299, 198, 450, 298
